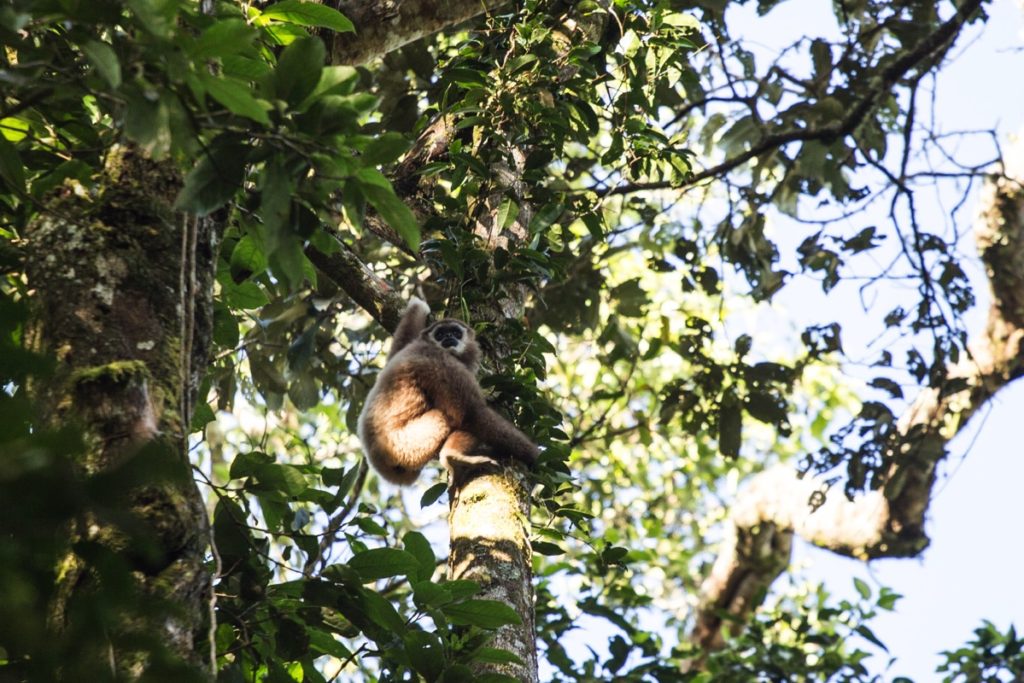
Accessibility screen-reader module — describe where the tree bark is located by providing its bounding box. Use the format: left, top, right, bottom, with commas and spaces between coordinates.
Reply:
26, 146, 218, 678
692, 136, 1024, 651
327, 0, 513, 65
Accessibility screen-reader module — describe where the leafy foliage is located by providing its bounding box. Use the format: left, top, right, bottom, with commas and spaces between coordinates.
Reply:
0, 0, 1017, 680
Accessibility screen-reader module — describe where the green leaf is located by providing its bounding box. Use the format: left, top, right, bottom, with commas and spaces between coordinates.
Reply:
231, 451, 274, 480
496, 197, 519, 231
442, 599, 522, 629
201, 73, 270, 125
229, 235, 268, 283
348, 548, 421, 581
124, 87, 171, 158
412, 581, 453, 608
854, 577, 871, 600
262, 0, 355, 33
288, 374, 319, 410
82, 40, 121, 88
419, 482, 446, 507
255, 463, 308, 496
175, 138, 249, 214
221, 279, 269, 309
531, 541, 564, 556
854, 624, 888, 652
404, 631, 444, 682
354, 168, 420, 251
403, 531, 435, 581
192, 18, 257, 59
273, 35, 326, 105
718, 397, 742, 458
0, 135, 25, 193
362, 132, 411, 166
358, 590, 407, 634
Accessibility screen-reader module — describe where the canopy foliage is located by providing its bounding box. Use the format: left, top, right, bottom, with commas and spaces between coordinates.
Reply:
1, 0, 1020, 681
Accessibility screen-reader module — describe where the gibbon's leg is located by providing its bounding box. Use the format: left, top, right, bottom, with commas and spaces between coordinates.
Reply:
375, 408, 450, 484
468, 407, 540, 466
388, 297, 431, 360
439, 430, 501, 484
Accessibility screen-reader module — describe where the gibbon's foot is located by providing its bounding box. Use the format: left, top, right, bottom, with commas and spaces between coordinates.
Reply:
440, 432, 501, 485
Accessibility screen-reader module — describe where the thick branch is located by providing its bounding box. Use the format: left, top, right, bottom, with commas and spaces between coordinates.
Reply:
328, 0, 512, 65
692, 139, 1024, 651
305, 239, 406, 331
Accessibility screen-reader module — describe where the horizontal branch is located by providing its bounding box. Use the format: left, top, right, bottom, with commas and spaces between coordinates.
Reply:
328, 0, 512, 65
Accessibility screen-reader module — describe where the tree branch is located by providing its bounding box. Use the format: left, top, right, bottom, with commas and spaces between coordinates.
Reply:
304, 237, 406, 332
327, 0, 513, 65
691, 138, 1024, 651
596, 0, 985, 198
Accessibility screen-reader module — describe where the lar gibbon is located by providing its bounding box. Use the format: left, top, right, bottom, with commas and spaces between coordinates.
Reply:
357, 297, 539, 485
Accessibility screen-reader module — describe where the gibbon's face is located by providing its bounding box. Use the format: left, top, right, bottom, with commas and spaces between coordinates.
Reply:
428, 321, 471, 356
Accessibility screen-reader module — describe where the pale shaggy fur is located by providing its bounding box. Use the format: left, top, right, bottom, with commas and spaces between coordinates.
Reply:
357, 298, 539, 485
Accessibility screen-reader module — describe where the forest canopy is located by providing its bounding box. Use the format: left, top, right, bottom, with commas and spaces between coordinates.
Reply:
1, 0, 1022, 681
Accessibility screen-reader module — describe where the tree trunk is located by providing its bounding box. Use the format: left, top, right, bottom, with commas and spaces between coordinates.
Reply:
26, 146, 218, 678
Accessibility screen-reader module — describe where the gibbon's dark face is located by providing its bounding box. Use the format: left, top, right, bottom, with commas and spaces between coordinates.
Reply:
432, 323, 464, 350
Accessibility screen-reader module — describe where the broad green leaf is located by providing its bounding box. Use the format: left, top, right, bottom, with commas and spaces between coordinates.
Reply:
82, 40, 121, 88
496, 197, 519, 231
412, 581, 453, 608
192, 18, 257, 59
267, 238, 308, 292
308, 65, 359, 100
354, 168, 419, 251
229, 235, 268, 283
718, 396, 742, 458
262, 0, 355, 33
358, 590, 407, 634
854, 577, 872, 600
362, 132, 411, 166
420, 481, 446, 507
201, 73, 270, 125
0, 116, 30, 142
403, 531, 435, 581
348, 547, 420, 581
0, 136, 25, 193
287, 374, 319, 410
223, 55, 273, 80
175, 138, 249, 214
254, 463, 308, 497
124, 88, 171, 158
221, 279, 269, 309
404, 631, 444, 682
272, 35, 326, 105
442, 599, 522, 629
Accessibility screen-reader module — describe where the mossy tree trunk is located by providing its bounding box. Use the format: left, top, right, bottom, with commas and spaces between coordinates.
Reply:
25, 146, 219, 679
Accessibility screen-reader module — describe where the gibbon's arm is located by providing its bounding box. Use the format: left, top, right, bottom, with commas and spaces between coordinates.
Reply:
388, 297, 430, 360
